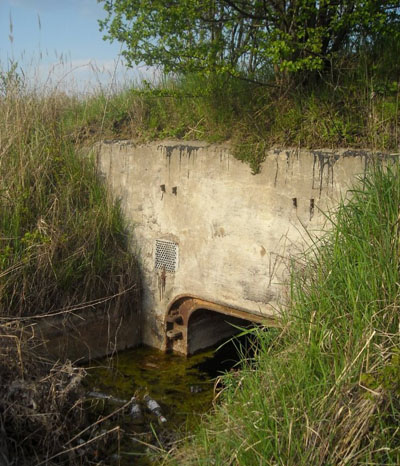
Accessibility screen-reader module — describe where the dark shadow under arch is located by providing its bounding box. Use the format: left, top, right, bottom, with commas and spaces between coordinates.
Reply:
165, 295, 279, 355
187, 308, 253, 354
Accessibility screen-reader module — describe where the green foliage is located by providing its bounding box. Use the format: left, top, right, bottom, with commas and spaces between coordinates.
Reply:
173, 164, 400, 465
99, 0, 399, 80
233, 140, 268, 174
361, 349, 400, 395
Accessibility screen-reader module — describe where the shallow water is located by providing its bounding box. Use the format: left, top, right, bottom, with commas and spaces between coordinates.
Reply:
84, 338, 248, 464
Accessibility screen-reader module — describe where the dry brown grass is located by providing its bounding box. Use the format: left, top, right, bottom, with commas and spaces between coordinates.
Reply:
0, 322, 86, 465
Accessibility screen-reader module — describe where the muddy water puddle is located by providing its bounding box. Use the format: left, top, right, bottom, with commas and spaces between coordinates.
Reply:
84, 340, 245, 464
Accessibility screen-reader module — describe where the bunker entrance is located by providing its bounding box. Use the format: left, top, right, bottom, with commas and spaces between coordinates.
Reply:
188, 309, 253, 355
165, 296, 278, 355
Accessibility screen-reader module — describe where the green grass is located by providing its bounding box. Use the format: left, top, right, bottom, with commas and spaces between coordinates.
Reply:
0, 68, 138, 317
6, 50, 395, 176
169, 164, 400, 465
58, 70, 399, 174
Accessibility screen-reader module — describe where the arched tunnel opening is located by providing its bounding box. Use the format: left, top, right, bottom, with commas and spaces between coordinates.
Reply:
187, 308, 254, 355
165, 296, 277, 356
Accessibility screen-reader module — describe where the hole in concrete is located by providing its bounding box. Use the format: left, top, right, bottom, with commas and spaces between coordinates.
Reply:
187, 309, 254, 355
310, 198, 315, 219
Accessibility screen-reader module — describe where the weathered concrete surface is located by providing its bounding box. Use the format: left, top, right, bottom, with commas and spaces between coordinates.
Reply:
97, 140, 390, 351
30, 304, 140, 362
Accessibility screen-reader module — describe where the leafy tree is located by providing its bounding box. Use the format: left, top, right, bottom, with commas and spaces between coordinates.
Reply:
98, 1, 400, 81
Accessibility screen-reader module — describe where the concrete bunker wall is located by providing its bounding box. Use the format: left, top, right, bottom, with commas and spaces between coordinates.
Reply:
9, 303, 141, 363
97, 140, 388, 352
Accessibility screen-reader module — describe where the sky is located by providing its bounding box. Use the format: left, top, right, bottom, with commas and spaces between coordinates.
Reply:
0, 0, 152, 93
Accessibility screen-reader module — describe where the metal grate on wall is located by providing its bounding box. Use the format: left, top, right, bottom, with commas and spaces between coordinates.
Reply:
155, 239, 179, 273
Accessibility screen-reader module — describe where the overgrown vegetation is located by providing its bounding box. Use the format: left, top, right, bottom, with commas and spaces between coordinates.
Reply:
93, 0, 400, 172
0, 324, 88, 465
169, 164, 400, 465
0, 1, 399, 461
59, 63, 399, 174
0, 65, 139, 464
0, 67, 138, 317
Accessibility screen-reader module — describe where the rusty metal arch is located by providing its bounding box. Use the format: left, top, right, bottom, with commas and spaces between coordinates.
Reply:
165, 294, 279, 354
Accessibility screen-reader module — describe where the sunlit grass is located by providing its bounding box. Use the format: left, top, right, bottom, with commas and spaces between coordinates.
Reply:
0, 63, 138, 317
59, 70, 399, 173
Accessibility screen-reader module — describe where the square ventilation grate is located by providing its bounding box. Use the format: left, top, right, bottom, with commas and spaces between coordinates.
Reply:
155, 239, 179, 273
